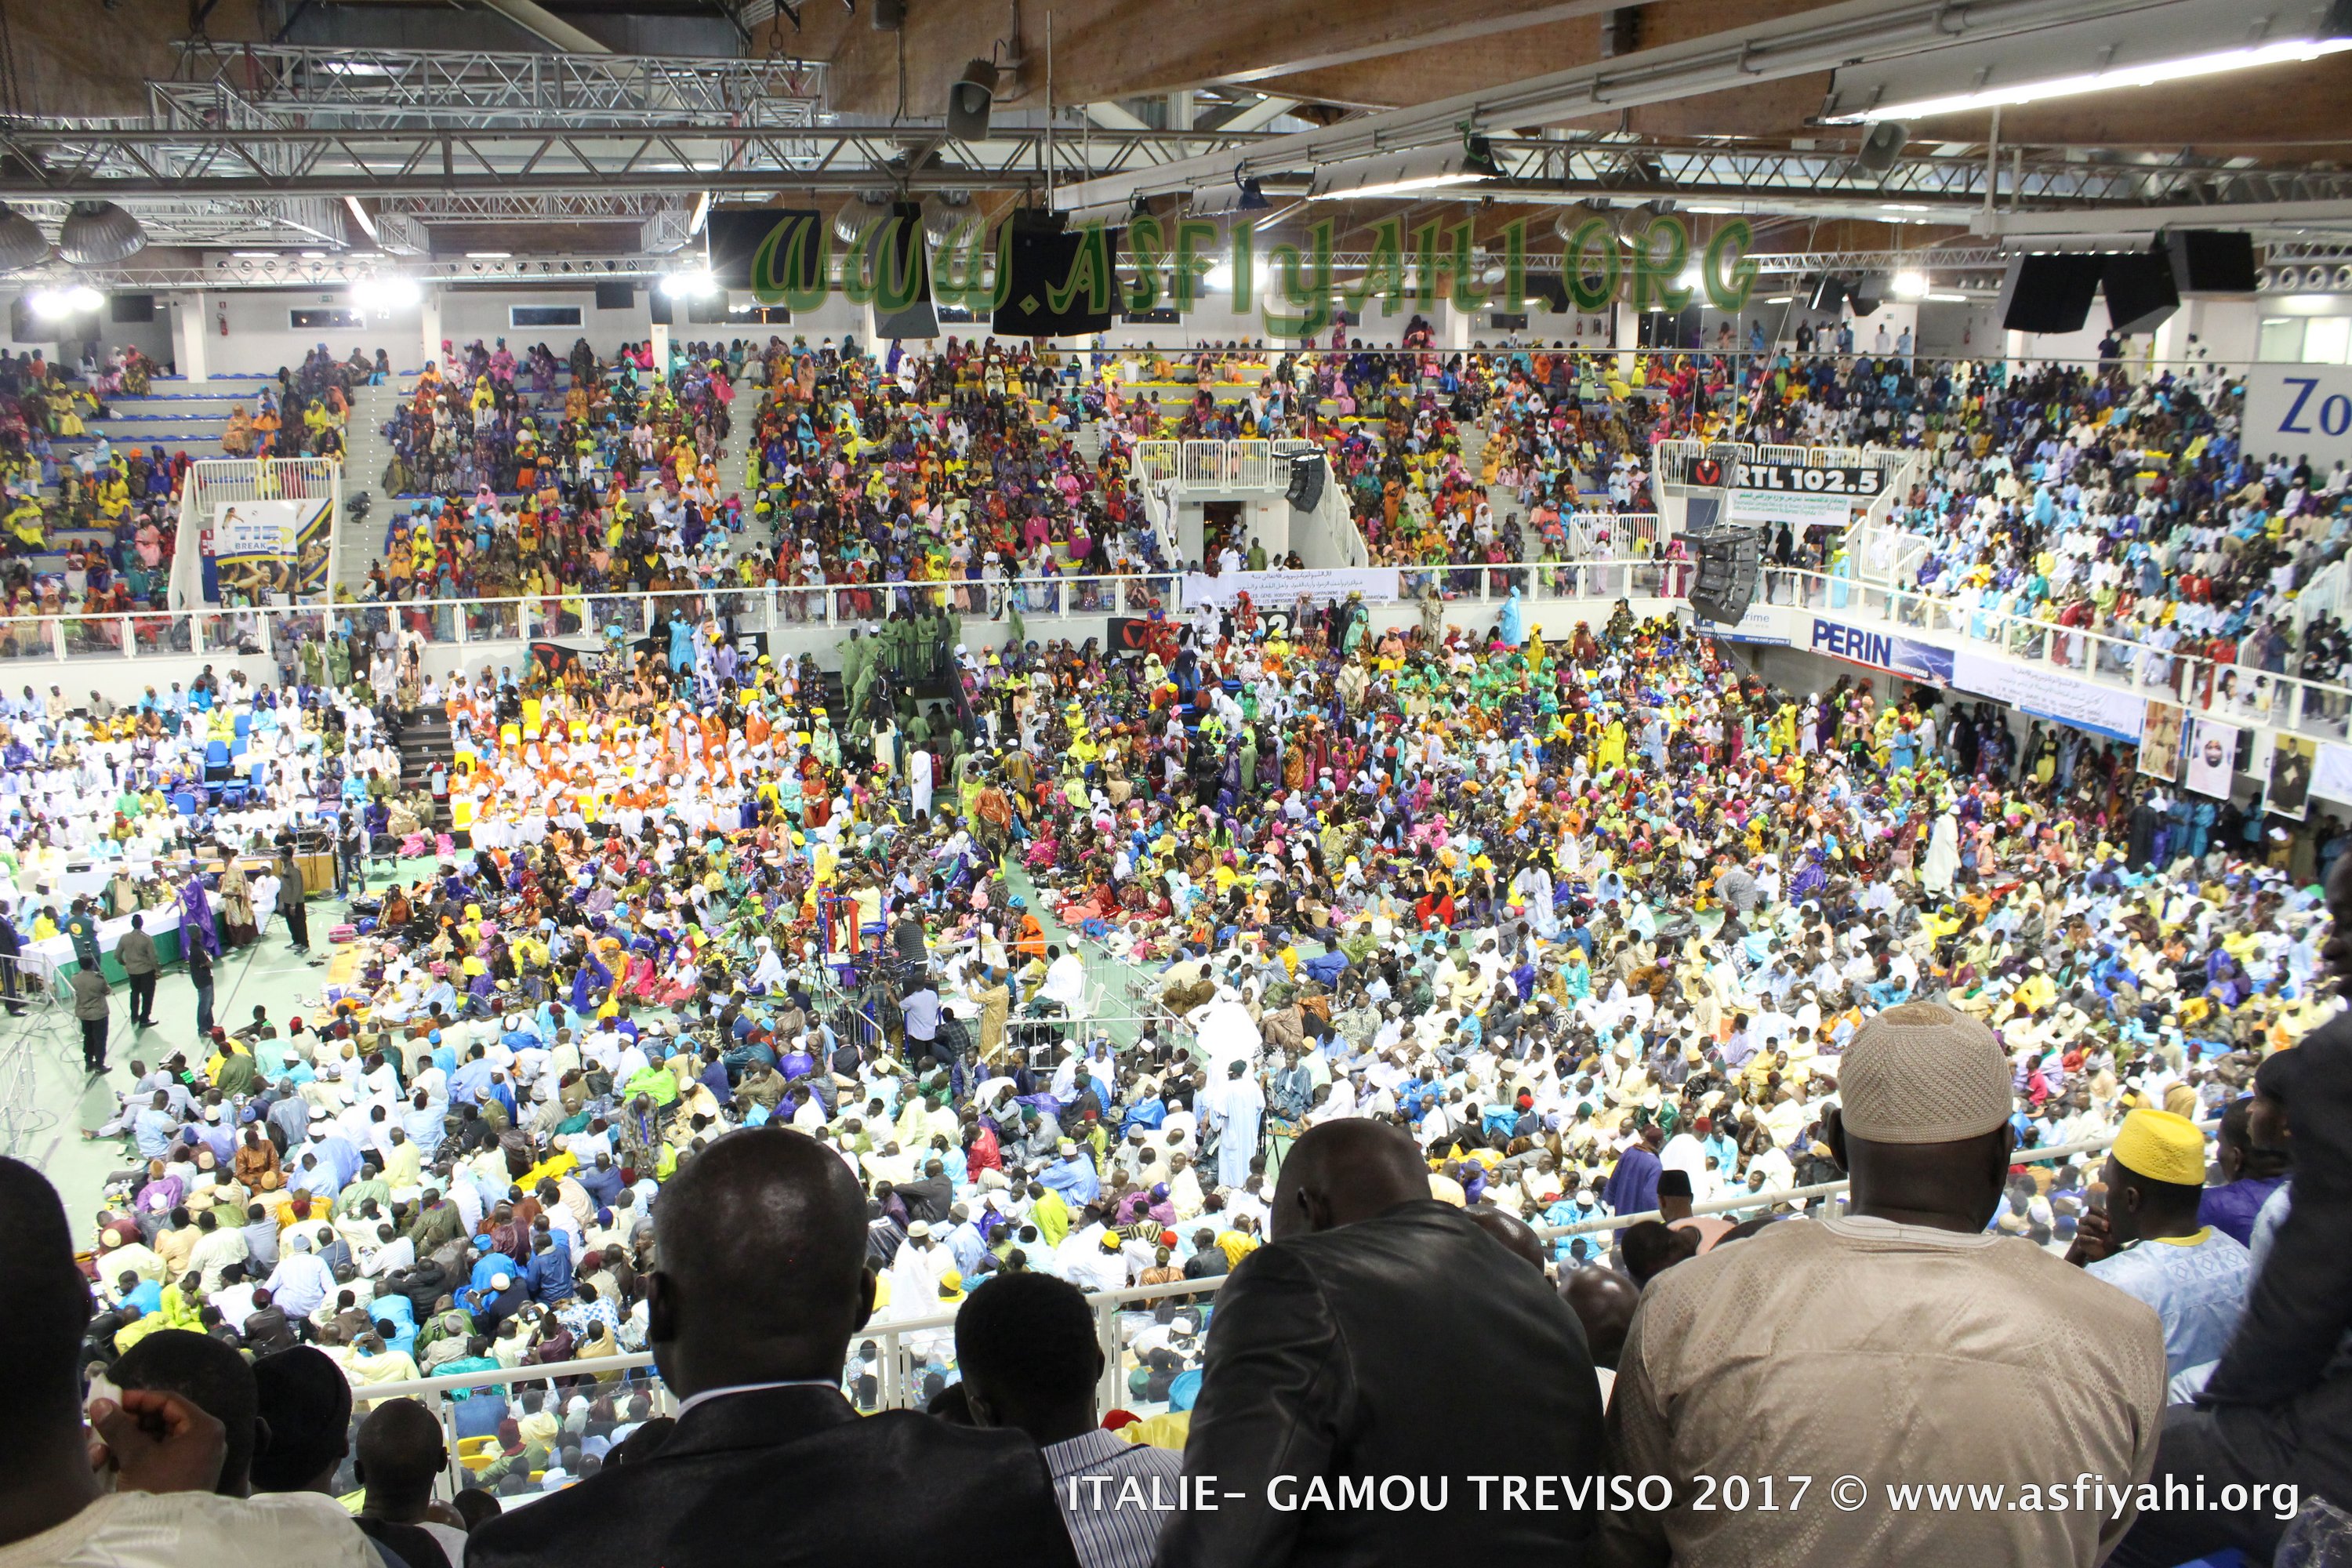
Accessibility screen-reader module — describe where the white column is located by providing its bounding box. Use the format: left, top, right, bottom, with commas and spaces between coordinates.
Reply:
649, 321, 670, 376
170, 291, 209, 383
419, 289, 445, 375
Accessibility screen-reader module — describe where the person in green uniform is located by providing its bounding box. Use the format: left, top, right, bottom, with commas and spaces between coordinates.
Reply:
296, 635, 327, 688
847, 627, 880, 726
63, 896, 101, 976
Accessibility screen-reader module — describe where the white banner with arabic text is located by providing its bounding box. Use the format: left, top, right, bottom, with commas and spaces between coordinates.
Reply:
1952, 648, 2145, 742
1181, 567, 1399, 608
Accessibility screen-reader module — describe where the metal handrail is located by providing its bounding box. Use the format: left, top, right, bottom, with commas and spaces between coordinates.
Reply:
1541, 1117, 2206, 1238
338, 1116, 2194, 1421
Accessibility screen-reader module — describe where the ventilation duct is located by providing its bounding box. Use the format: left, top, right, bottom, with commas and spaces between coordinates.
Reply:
58, 201, 146, 266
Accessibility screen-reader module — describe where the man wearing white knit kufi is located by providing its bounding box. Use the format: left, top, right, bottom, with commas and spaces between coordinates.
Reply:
1604, 1000, 2167, 1568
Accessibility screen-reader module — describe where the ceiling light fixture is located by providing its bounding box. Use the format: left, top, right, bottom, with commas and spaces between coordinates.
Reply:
1308, 135, 1501, 201
688, 192, 713, 237
343, 196, 378, 241
466, 251, 511, 260
350, 274, 421, 312
57, 201, 145, 265
1190, 176, 1273, 218
1892, 270, 1929, 298
659, 269, 720, 298
1825, 35, 2352, 122
0, 205, 46, 274
27, 284, 103, 318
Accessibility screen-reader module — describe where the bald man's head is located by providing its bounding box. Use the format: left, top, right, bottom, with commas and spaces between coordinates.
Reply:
648, 1127, 875, 1396
1465, 1205, 1548, 1272
1560, 1266, 1642, 1370
1271, 1120, 1432, 1242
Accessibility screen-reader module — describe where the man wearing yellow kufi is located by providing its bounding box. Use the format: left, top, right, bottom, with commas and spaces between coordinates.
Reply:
2068, 1108, 2249, 1379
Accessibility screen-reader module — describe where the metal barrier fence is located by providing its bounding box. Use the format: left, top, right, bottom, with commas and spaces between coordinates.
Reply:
1653, 438, 1913, 492
1133, 437, 1322, 490
1759, 567, 2352, 742
329, 1111, 2183, 1503
20, 555, 2352, 750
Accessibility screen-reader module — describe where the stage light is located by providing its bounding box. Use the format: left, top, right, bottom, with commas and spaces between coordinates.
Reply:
27, 284, 103, 318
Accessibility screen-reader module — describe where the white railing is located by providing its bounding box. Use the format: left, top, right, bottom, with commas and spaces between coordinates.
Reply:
25, 559, 2352, 746
1132, 437, 1320, 491
1653, 438, 1913, 492
169, 456, 343, 612
328, 1112, 2185, 1497
1761, 566, 2352, 741
2296, 557, 2352, 635
1564, 512, 1663, 557
1840, 449, 1926, 591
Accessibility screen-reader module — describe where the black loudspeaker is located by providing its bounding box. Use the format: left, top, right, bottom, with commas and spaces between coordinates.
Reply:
2103, 250, 2180, 333
1847, 275, 1884, 317
2165, 229, 2258, 295
1686, 525, 1762, 625
110, 292, 154, 324
1999, 253, 2103, 334
1526, 273, 1570, 312
648, 290, 673, 325
869, 200, 940, 339
1284, 453, 1326, 511
687, 292, 728, 325
594, 281, 634, 310
1599, 5, 1641, 56
993, 215, 1116, 337
1854, 122, 1909, 175
1808, 274, 1845, 314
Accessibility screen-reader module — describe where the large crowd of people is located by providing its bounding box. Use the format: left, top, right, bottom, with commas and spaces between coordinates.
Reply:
5, 321, 2350, 1568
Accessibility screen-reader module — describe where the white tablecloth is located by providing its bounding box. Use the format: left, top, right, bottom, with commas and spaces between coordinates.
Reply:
24, 906, 183, 984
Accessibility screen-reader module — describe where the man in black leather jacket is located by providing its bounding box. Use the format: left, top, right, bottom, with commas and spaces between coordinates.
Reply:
2110, 851, 2352, 1566
1158, 1119, 1606, 1567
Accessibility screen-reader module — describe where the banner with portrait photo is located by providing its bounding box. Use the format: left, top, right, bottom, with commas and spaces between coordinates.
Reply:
2136, 699, 2185, 782
2269, 732, 2318, 822
205, 499, 331, 604
2186, 715, 2241, 800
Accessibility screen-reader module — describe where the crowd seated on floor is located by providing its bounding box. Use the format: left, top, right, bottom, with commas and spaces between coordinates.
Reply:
29, 353, 2350, 1562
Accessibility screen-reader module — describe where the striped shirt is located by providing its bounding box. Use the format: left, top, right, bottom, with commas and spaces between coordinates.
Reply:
1043, 1428, 1185, 1568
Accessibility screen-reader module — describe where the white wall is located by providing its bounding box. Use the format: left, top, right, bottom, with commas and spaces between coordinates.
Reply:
6, 294, 182, 377
0, 283, 886, 384
1914, 299, 2005, 358
2161, 296, 2259, 375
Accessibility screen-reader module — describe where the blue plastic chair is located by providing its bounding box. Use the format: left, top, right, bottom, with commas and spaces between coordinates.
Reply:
202, 739, 229, 770
170, 791, 197, 818
231, 712, 250, 739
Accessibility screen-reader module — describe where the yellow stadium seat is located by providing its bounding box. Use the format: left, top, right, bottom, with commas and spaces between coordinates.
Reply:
521, 698, 542, 731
